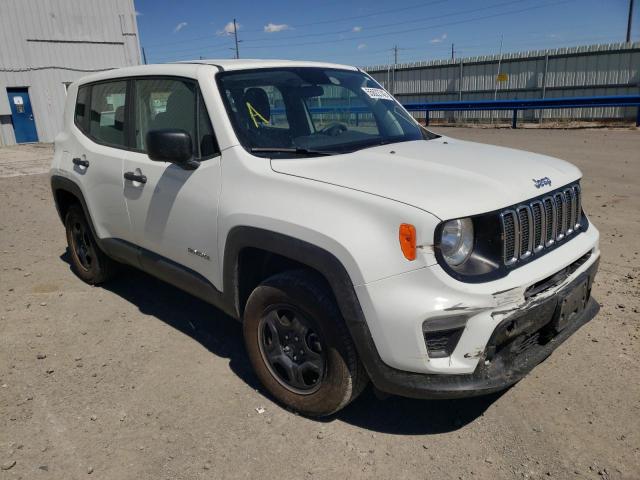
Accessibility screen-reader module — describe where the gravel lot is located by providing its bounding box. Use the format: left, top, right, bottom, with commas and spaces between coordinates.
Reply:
1, 128, 639, 480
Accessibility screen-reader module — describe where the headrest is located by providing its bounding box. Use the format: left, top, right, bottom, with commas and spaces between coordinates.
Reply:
165, 88, 194, 115
114, 106, 125, 125
243, 88, 270, 124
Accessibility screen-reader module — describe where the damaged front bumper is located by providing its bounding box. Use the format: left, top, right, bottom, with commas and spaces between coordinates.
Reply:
352, 258, 599, 399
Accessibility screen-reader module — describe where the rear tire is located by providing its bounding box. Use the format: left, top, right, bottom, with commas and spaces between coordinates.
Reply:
243, 270, 367, 417
64, 204, 117, 284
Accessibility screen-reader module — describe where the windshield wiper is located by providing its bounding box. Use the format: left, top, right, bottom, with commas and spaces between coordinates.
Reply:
250, 147, 337, 157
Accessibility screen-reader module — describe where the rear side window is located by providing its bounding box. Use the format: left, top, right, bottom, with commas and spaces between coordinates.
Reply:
89, 81, 127, 147
74, 86, 89, 133
133, 77, 218, 159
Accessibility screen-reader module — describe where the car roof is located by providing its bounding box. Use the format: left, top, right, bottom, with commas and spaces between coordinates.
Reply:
177, 59, 359, 71
74, 59, 359, 86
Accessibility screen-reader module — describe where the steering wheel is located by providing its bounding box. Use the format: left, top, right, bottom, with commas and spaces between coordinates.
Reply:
319, 122, 348, 137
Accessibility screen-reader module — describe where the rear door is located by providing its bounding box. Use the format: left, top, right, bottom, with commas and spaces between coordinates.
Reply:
122, 76, 222, 285
66, 81, 131, 241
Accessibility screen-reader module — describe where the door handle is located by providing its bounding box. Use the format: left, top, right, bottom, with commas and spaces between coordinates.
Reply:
72, 157, 89, 168
124, 171, 147, 184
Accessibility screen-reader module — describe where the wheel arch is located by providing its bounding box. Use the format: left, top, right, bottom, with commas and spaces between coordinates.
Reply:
223, 226, 366, 326
50, 175, 97, 236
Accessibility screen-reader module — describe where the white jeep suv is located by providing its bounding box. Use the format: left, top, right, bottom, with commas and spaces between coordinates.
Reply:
51, 60, 600, 416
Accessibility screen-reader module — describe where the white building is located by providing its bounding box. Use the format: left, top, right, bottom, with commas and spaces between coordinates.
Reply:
0, 0, 141, 145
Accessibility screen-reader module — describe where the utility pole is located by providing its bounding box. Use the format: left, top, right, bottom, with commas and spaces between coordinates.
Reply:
392, 44, 398, 95
627, 0, 635, 43
451, 43, 455, 60
494, 35, 503, 101
233, 18, 240, 59
142, 47, 147, 65
492, 35, 504, 124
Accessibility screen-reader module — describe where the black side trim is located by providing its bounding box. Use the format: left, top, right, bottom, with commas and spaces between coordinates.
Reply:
222, 227, 392, 385
222, 227, 364, 323
51, 175, 233, 315
51, 175, 97, 237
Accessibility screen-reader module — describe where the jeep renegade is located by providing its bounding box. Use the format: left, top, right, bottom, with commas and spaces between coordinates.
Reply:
51, 60, 600, 416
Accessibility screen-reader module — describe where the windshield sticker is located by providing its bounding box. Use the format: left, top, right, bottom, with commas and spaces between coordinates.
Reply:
361, 87, 394, 101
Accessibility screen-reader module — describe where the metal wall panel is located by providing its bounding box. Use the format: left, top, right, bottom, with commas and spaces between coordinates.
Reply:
366, 43, 640, 124
0, 0, 141, 145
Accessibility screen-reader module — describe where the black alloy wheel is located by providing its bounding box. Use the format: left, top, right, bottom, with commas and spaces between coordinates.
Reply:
258, 305, 326, 394
69, 218, 95, 271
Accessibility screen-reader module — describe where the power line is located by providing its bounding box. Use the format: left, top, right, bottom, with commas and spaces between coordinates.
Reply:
144, 0, 446, 49
148, 0, 568, 58
237, 0, 577, 51
150, 0, 520, 54
242, 0, 449, 31
240, 0, 520, 45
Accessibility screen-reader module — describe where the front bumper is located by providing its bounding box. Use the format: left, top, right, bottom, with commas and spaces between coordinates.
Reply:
351, 258, 599, 399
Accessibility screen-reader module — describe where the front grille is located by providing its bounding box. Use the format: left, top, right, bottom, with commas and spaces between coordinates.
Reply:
501, 183, 582, 266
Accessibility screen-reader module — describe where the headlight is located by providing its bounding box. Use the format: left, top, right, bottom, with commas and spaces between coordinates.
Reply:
440, 218, 474, 266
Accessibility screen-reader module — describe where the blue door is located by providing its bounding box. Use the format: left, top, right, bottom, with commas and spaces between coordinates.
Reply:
7, 88, 38, 143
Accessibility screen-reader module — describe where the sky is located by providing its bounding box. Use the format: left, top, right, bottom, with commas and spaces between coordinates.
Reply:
135, 0, 640, 66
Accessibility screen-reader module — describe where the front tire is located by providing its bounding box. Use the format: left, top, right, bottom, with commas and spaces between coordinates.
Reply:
64, 204, 116, 284
243, 270, 367, 417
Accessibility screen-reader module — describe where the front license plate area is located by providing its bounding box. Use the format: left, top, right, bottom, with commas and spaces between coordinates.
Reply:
554, 280, 589, 332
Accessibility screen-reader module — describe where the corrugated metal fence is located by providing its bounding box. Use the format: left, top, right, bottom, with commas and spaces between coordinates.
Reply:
365, 42, 640, 123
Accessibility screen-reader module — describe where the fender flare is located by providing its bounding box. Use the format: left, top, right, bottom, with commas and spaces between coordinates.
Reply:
222, 226, 364, 322
222, 226, 396, 388
50, 175, 98, 238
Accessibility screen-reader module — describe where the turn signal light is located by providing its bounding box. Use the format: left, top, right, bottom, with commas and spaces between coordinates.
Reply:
399, 223, 417, 261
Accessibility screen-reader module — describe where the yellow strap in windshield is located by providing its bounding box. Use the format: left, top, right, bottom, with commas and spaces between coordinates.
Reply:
246, 101, 269, 128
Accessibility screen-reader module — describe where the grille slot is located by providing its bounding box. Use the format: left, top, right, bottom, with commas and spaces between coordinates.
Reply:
554, 191, 567, 240
530, 200, 545, 252
517, 205, 533, 259
500, 183, 583, 267
500, 210, 519, 265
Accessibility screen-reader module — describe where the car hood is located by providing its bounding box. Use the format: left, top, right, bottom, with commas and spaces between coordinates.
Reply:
270, 136, 581, 220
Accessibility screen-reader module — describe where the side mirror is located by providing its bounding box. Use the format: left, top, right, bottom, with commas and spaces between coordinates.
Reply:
146, 129, 199, 169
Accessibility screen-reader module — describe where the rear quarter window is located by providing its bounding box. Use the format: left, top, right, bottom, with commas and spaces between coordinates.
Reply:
74, 86, 90, 134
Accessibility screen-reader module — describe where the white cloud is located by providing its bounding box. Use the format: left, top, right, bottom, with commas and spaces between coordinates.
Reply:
264, 23, 290, 33
217, 21, 240, 36
430, 33, 448, 44
135, 10, 142, 16
174, 22, 188, 33
357, 43, 367, 50
352, 26, 362, 32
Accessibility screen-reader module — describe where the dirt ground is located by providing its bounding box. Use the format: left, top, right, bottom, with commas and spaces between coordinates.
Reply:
1, 128, 639, 480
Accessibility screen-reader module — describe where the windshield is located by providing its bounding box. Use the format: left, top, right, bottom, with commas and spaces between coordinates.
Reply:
216, 67, 436, 157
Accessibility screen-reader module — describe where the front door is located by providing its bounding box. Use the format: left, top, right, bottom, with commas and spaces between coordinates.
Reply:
7, 88, 38, 143
123, 77, 222, 288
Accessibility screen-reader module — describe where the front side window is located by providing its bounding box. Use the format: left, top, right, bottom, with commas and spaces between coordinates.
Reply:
134, 78, 217, 159
89, 81, 127, 147
217, 67, 434, 157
